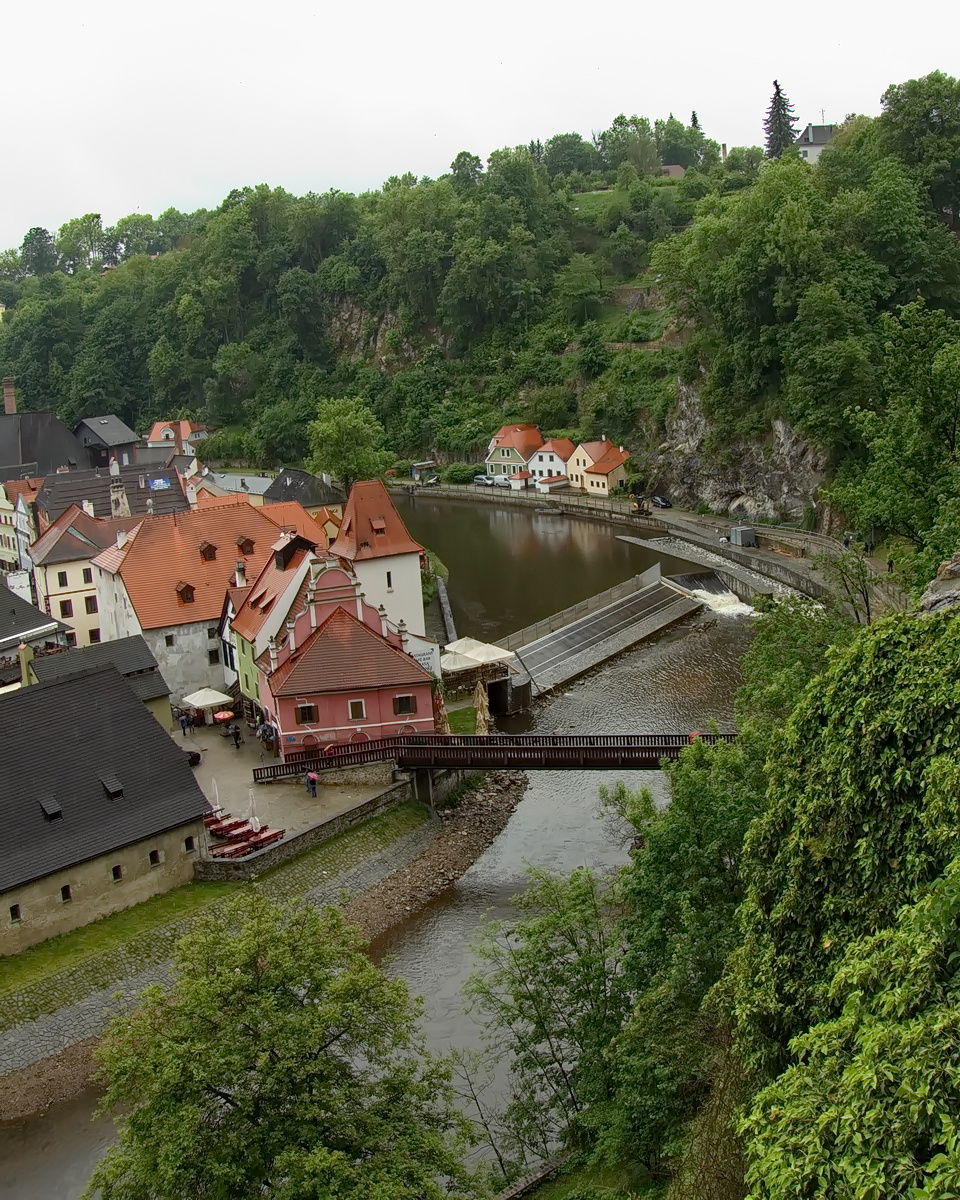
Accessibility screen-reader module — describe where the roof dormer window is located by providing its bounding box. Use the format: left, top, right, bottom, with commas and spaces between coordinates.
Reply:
371, 518, 386, 536
236, 536, 255, 555
176, 581, 195, 604
200, 542, 217, 562
101, 774, 123, 800
39, 795, 63, 821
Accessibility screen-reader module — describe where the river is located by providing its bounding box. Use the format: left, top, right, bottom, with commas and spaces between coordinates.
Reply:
0, 498, 752, 1199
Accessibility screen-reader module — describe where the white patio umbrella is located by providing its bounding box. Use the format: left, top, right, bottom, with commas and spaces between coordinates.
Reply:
181, 687, 233, 709
440, 650, 482, 672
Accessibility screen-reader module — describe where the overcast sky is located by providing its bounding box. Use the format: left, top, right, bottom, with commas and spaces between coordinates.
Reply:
4, 0, 957, 248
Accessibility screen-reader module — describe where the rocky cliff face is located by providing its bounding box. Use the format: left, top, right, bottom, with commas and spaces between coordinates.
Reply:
653, 380, 829, 522
326, 300, 447, 367
920, 553, 960, 614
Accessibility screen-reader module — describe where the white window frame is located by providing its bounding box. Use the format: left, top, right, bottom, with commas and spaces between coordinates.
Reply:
349, 699, 366, 721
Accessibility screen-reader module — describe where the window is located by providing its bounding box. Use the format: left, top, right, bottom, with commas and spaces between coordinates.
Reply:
176, 582, 195, 604
66, 632, 77, 648
295, 703, 318, 724
208, 648, 220, 665
184, 836, 196, 853
84, 595, 98, 614
57, 570, 68, 588
386, 571, 393, 590
59, 599, 73, 618
393, 695, 417, 715
199, 542, 217, 562
61, 885, 72, 903
82, 567, 93, 584
538, 455, 544, 462
237, 537, 255, 555
349, 699, 366, 721
89, 628, 101, 644
149, 850, 161, 867
9, 904, 20, 922
165, 633, 175, 647
111, 865, 123, 882
206, 627, 218, 640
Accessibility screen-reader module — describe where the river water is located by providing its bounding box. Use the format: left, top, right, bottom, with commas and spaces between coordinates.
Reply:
0, 499, 752, 1199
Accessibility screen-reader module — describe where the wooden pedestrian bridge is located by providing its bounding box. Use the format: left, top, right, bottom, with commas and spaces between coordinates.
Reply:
252, 732, 737, 783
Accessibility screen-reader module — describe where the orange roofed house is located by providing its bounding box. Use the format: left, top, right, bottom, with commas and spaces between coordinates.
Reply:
329, 480, 426, 636
567, 439, 631, 495
146, 420, 214, 457
485, 423, 543, 480
91, 500, 325, 703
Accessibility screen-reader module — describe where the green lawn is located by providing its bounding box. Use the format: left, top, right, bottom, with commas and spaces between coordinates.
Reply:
529, 1160, 661, 1198
0, 880, 237, 995
570, 189, 628, 220
448, 706, 477, 735
0, 802, 431, 998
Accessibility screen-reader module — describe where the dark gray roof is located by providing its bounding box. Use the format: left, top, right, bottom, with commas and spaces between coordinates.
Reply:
31, 635, 171, 702
263, 468, 345, 508
797, 123, 837, 146
0, 412, 85, 476
0, 665, 208, 893
0, 461, 39, 481
74, 415, 139, 448
36, 464, 190, 523
0, 583, 68, 654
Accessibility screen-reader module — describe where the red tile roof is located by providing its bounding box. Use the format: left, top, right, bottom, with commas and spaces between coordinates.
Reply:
261, 502, 330, 545
329, 481, 422, 561
584, 442, 630, 475
231, 545, 312, 643
538, 438, 576, 461
489, 424, 543, 460
147, 419, 210, 445
30, 505, 143, 566
3, 477, 45, 504
267, 605, 432, 696
92, 504, 285, 629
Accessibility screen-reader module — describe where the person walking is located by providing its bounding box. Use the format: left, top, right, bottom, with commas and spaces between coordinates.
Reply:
179, 713, 189, 738
887, 558, 894, 574
304, 771, 317, 798
231, 724, 242, 749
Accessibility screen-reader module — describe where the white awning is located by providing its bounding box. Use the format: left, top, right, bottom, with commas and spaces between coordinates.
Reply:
181, 687, 234, 708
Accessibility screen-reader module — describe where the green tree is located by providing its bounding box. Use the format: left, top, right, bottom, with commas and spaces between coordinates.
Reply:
307, 395, 392, 489
879, 70, 960, 228
764, 80, 798, 158
20, 226, 58, 275
743, 842, 960, 1200
57, 212, 107, 273
554, 254, 603, 323
544, 133, 600, 179
84, 896, 479, 1200
450, 150, 483, 194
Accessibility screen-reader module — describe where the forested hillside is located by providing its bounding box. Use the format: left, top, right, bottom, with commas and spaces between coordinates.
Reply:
2, 73, 960, 572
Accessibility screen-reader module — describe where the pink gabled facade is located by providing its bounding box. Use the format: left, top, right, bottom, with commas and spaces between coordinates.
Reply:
254, 558, 434, 756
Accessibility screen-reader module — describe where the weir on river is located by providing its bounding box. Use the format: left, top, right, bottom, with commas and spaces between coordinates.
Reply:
0, 496, 754, 1200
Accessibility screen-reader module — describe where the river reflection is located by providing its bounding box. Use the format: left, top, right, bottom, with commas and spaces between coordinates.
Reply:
394, 494, 700, 642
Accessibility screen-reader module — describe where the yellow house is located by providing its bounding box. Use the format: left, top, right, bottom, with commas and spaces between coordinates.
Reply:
567, 440, 631, 495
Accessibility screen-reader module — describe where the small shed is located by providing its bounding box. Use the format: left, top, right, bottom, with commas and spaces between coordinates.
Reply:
730, 525, 759, 548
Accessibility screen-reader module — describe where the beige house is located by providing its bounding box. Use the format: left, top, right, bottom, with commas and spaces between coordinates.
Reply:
0, 664, 208, 954
31, 504, 142, 648
567, 439, 631, 495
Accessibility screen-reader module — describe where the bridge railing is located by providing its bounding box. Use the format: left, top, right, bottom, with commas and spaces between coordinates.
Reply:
252, 733, 737, 782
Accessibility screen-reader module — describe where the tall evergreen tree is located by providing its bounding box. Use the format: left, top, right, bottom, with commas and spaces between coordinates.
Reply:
690, 110, 701, 131
764, 79, 798, 158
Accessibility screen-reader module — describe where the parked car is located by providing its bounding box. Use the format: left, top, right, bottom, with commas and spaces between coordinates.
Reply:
651, 495, 673, 508
474, 474, 496, 486
492, 475, 512, 488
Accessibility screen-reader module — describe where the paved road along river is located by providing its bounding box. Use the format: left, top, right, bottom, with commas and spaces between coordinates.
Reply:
0, 497, 753, 1198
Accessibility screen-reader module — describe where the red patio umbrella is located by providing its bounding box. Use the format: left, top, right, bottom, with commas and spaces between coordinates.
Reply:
213, 710, 235, 722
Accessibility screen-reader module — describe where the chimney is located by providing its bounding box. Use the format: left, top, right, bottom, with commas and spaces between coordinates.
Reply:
110, 479, 131, 518
109, 457, 120, 477
235, 559, 247, 587
722, 142, 727, 162
18, 642, 34, 685
81, 499, 95, 517
116, 529, 128, 549
146, 497, 154, 515
3, 377, 16, 415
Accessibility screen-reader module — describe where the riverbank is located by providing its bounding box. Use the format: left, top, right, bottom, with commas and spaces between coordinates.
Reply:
0, 772, 527, 1123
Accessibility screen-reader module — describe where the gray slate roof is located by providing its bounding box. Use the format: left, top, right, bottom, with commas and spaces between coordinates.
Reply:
797, 123, 837, 146
0, 664, 208, 893
210, 472, 275, 496
0, 412, 85, 476
263, 468, 345, 508
36, 465, 190, 523
31, 635, 172, 702
74, 415, 139, 448
0, 583, 69, 654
